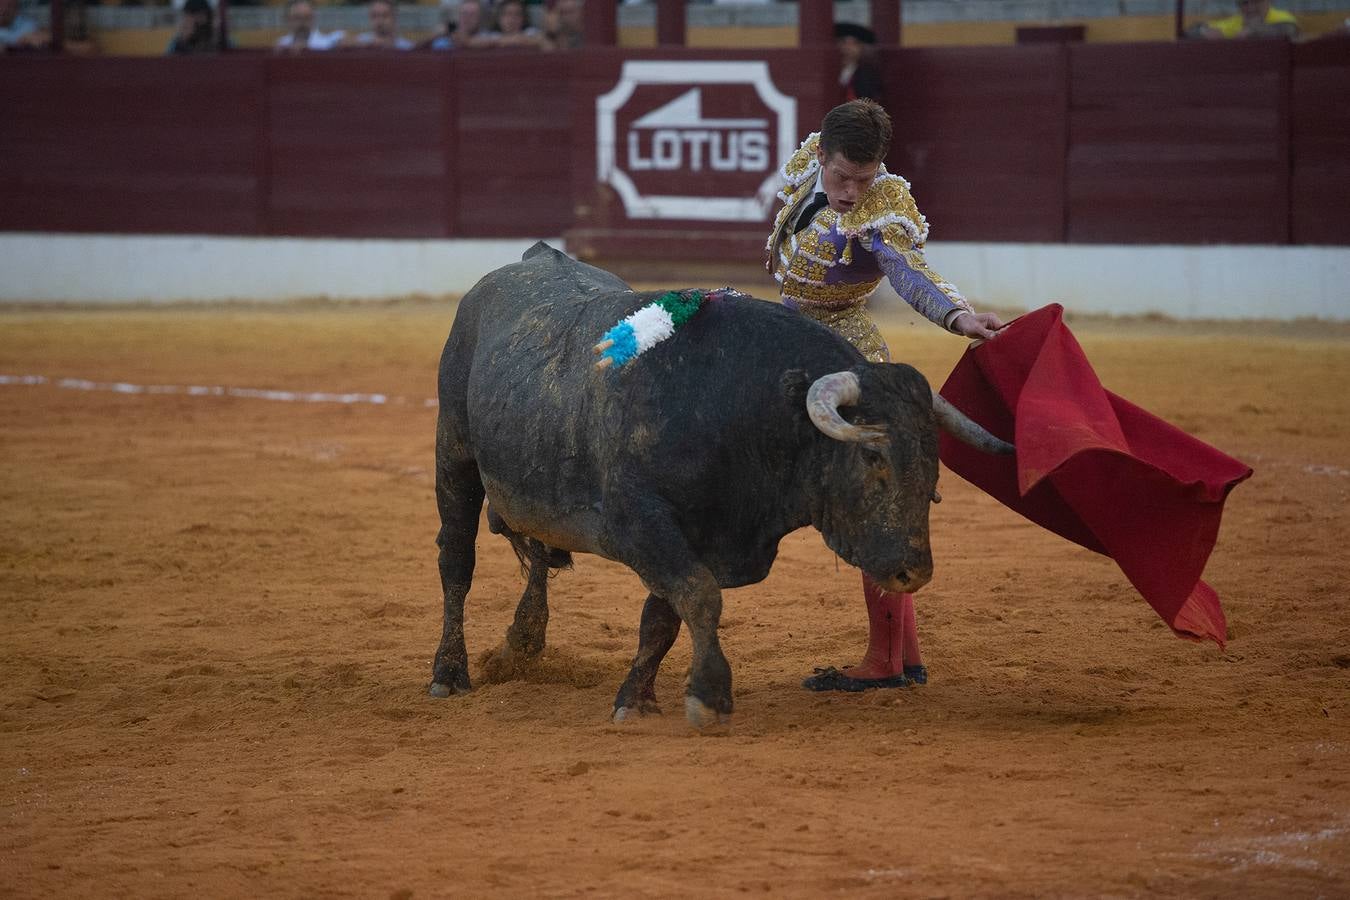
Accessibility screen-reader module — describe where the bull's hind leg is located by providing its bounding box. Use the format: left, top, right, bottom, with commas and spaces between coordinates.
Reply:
477, 507, 573, 681
428, 458, 485, 698
613, 593, 682, 721
505, 545, 551, 659
480, 536, 558, 682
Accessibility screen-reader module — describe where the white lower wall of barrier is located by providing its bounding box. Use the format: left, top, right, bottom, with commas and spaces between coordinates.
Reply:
0, 234, 565, 304
2, 233, 1347, 320
917, 242, 1349, 321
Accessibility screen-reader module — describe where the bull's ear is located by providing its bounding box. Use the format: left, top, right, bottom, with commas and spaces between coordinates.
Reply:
780, 369, 811, 406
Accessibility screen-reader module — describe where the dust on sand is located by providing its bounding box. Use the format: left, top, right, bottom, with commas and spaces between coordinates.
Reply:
2, 300, 1348, 898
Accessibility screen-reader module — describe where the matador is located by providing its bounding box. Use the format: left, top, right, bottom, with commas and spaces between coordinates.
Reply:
767, 99, 1005, 691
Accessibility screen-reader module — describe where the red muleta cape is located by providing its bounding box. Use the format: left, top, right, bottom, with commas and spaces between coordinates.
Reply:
937, 304, 1253, 648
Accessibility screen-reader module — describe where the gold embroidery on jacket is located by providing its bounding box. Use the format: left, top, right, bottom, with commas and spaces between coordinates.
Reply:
838, 176, 929, 248
793, 304, 890, 363
770, 134, 905, 312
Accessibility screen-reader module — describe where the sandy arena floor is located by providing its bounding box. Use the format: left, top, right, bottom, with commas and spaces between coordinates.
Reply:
2, 298, 1348, 898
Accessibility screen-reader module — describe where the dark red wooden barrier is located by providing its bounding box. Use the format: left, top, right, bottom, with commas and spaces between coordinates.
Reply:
1, 41, 1347, 246
267, 55, 453, 238
0, 57, 264, 235
453, 52, 575, 237
1067, 40, 1291, 244
1291, 37, 1350, 245
883, 45, 1069, 243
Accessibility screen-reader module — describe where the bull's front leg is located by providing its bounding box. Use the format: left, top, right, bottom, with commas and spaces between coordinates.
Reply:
664, 570, 732, 729
613, 593, 682, 720
609, 491, 732, 728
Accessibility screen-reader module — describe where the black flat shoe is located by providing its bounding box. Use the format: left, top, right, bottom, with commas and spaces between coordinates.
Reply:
802, 666, 912, 692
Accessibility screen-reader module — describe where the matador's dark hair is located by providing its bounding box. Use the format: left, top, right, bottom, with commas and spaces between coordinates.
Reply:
819, 99, 893, 165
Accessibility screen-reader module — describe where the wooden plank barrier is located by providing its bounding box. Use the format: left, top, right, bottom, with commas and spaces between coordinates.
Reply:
1290, 37, 1350, 245
882, 45, 1069, 243
453, 52, 575, 238
1, 41, 1347, 246
1066, 40, 1290, 244
0, 57, 265, 235
266, 54, 453, 238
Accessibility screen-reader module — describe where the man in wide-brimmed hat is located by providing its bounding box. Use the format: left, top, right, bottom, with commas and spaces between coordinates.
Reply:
835, 22, 883, 103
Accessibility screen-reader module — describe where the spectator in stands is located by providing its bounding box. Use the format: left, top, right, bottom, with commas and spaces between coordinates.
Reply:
60, 0, 97, 56
428, 0, 491, 50
541, 0, 583, 50
348, 0, 413, 50
0, 0, 49, 52
166, 0, 219, 54
836, 22, 883, 104
275, 0, 344, 52
425, 1, 454, 50
490, 0, 546, 49
1187, 0, 1299, 40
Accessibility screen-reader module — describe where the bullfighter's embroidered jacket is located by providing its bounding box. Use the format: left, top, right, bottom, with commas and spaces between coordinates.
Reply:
768, 133, 975, 359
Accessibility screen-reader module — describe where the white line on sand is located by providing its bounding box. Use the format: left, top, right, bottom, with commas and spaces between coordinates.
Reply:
0, 374, 439, 408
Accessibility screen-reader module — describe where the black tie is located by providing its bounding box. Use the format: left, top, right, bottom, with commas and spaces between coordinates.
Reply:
793, 191, 829, 234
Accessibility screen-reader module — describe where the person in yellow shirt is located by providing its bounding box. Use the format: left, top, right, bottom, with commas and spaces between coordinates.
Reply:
1190, 0, 1299, 39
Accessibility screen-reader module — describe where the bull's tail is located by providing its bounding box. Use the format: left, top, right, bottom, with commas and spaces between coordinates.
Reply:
487, 504, 573, 578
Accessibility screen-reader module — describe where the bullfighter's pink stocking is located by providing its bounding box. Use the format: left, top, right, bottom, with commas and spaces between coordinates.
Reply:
842, 574, 921, 680
899, 590, 922, 669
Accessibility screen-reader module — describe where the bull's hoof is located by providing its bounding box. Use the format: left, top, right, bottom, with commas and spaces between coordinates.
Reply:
684, 695, 730, 730
480, 642, 539, 684
612, 700, 662, 723
429, 658, 472, 697
479, 646, 515, 684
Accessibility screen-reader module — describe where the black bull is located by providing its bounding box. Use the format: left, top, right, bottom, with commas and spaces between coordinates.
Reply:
429, 243, 1011, 726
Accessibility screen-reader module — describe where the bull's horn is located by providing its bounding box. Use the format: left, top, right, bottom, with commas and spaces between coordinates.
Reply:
807, 372, 887, 446
932, 392, 1014, 455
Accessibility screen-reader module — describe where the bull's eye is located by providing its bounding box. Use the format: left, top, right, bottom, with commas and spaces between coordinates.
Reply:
861, 450, 892, 491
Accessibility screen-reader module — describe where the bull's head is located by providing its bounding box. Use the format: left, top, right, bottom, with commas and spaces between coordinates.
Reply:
798, 364, 1012, 593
